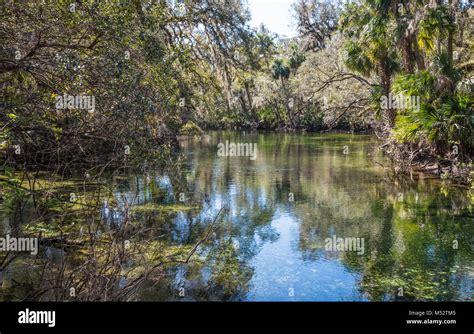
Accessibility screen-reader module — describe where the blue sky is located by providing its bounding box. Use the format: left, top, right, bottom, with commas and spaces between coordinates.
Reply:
247, 0, 297, 37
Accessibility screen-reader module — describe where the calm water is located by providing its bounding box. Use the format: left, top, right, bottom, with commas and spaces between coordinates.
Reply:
139, 131, 473, 301
1, 131, 473, 301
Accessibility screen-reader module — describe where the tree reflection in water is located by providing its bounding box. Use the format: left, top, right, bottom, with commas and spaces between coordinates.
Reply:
1, 132, 472, 301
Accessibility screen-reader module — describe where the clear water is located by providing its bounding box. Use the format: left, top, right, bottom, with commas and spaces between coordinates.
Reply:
138, 131, 473, 301
1, 131, 473, 301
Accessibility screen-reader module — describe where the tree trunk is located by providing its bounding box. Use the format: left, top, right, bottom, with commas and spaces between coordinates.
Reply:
447, 0, 457, 68
244, 81, 253, 117
413, 37, 426, 71
402, 36, 415, 74
281, 78, 295, 129
379, 61, 395, 128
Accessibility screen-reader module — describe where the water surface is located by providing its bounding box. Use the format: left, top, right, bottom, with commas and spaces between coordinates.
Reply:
140, 131, 473, 301
1, 131, 473, 301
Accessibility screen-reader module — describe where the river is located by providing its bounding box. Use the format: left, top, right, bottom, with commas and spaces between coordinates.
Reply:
1, 131, 473, 301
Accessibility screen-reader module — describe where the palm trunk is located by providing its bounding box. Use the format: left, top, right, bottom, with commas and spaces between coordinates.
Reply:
413, 37, 426, 70
402, 36, 415, 73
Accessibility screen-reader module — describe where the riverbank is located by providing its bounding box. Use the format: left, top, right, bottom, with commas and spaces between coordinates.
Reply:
380, 138, 473, 186
184, 127, 472, 186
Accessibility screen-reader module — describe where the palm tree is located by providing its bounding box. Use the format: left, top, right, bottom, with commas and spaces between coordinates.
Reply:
271, 59, 290, 81
339, 1, 400, 128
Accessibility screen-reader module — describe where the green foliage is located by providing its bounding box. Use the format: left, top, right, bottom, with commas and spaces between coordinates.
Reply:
338, 0, 473, 174
0, 169, 29, 213
296, 106, 325, 130
393, 69, 474, 155
393, 95, 473, 151
271, 59, 291, 80
179, 121, 204, 136
288, 44, 306, 70
0, 0, 257, 169
207, 240, 253, 299
418, 6, 455, 53
392, 70, 436, 100
343, 40, 374, 77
